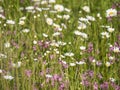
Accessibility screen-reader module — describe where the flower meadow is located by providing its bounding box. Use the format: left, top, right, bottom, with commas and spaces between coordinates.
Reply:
0, 0, 120, 90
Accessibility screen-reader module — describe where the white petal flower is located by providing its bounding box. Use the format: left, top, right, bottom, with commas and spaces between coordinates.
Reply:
17, 62, 21, 67
19, 20, 25, 25
76, 61, 86, 65
64, 52, 74, 57
70, 63, 76, 66
109, 78, 115, 82
4, 42, 10, 48
0, 53, 7, 58
41, 1, 47, 4
22, 29, 30, 33
46, 74, 52, 78
25, 6, 34, 10
33, 40, 37, 44
82, 6, 90, 13
49, 0, 56, 3
63, 15, 70, 20
101, 32, 110, 38
57, 15, 62, 19
4, 75, 14, 80
106, 62, 111, 67
106, 8, 117, 17
0, 14, 6, 19
43, 33, 48, 37
80, 46, 86, 50
54, 4, 64, 12
65, 8, 71, 12
79, 17, 89, 23
52, 32, 61, 36
78, 22, 87, 30
6, 20, 15, 25
74, 30, 88, 39
46, 18, 53, 25
113, 47, 120, 53
107, 27, 114, 33
109, 56, 114, 60
86, 15, 95, 21
0, 69, 2, 73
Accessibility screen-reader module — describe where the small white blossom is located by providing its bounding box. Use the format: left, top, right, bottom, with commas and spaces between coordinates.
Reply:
82, 6, 90, 13
43, 33, 48, 37
22, 29, 30, 33
34, 58, 38, 61
35, 7, 42, 12
74, 30, 88, 39
86, 15, 95, 21
106, 8, 117, 17
107, 27, 114, 33
6, 20, 15, 25
46, 74, 52, 78
92, 59, 96, 63
4, 75, 14, 80
63, 15, 70, 20
53, 32, 61, 36
64, 52, 74, 57
4, 42, 10, 48
19, 20, 25, 25
78, 22, 87, 30
25, 6, 35, 12
65, 8, 71, 12
70, 63, 76, 66
101, 32, 110, 38
80, 46, 86, 50
0, 14, 6, 19
0, 53, 7, 58
20, 16, 26, 20
106, 62, 111, 67
109, 78, 115, 82
54, 4, 64, 12
33, 40, 37, 45
0, 69, 2, 73
49, 0, 56, 3
41, 1, 47, 4
113, 47, 120, 53
97, 13, 102, 19
25, 6, 34, 10
76, 61, 86, 65
109, 56, 114, 60
46, 18, 53, 25
57, 15, 62, 18
79, 17, 89, 24
62, 60, 67, 64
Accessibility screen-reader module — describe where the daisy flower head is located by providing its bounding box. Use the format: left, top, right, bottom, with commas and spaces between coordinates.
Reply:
107, 27, 115, 33
54, 4, 64, 12
106, 8, 117, 17
46, 18, 53, 25
82, 6, 90, 13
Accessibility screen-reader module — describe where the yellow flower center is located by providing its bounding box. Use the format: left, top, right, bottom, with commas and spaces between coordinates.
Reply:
109, 11, 114, 15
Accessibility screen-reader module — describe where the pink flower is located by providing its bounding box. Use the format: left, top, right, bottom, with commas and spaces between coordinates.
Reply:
25, 70, 32, 77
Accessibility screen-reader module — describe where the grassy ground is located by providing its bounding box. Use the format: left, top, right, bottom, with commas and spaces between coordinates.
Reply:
0, 0, 120, 90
